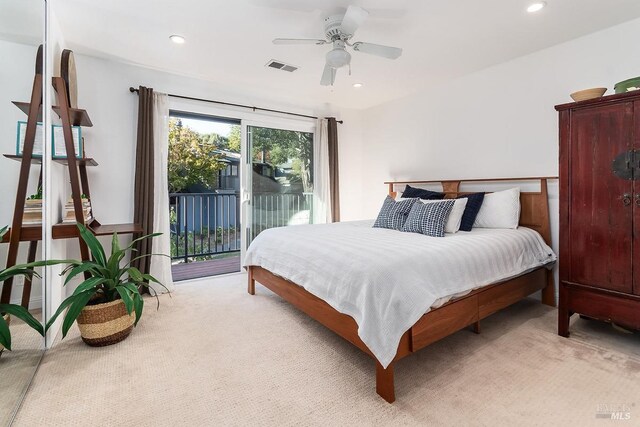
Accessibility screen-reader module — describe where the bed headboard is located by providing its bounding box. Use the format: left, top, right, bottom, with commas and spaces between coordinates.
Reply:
384, 177, 557, 246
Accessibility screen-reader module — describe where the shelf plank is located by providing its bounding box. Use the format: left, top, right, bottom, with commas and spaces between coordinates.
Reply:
53, 106, 93, 127
1, 224, 42, 242
12, 101, 93, 127
89, 222, 143, 236
53, 157, 98, 167
52, 223, 82, 240
1, 221, 143, 243
4, 154, 98, 167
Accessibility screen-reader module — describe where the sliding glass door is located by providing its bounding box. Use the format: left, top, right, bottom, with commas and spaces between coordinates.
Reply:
241, 123, 315, 250
165, 105, 315, 279
168, 112, 242, 280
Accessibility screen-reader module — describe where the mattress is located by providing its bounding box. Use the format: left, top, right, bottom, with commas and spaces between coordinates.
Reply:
244, 220, 556, 368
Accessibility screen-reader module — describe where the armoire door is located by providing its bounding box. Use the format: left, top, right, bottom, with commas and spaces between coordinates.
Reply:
569, 102, 634, 294
635, 101, 640, 296
635, 177, 640, 296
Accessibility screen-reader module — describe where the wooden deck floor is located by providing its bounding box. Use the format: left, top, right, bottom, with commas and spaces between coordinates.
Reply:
171, 254, 241, 282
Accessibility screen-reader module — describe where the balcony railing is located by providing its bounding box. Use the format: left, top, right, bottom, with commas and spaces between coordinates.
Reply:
170, 191, 313, 262
250, 192, 313, 241
170, 192, 240, 262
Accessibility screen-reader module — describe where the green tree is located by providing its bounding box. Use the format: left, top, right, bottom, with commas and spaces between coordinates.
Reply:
251, 127, 313, 192
168, 118, 226, 192
227, 125, 241, 153
200, 132, 228, 148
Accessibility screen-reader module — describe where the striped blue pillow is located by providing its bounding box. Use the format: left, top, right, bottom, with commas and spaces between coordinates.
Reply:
401, 200, 455, 237
373, 196, 418, 230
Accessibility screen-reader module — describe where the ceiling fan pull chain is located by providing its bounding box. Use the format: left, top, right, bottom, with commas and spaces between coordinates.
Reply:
349, 63, 352, 76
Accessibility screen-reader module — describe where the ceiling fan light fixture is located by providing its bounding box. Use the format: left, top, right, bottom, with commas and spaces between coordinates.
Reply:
326, 48, 351, 68
170, 34, 186, 44
527, 2, 546, 13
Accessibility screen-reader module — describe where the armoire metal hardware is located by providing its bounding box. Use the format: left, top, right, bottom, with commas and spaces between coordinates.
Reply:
612, 150, 636, 180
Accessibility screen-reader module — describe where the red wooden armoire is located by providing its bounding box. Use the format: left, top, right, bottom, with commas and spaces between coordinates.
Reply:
556, 90, 640, 336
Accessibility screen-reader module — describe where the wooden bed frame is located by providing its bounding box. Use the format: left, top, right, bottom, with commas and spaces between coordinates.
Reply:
247, 177, 557, 403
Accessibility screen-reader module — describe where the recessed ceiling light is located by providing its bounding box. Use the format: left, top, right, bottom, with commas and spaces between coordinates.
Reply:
170, 35, 185, 44
353, 83, 363, 88
527, 2, 546, 13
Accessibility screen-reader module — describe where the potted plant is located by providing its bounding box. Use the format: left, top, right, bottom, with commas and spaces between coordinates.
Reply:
0, 226, 46, 355
46, 223, 168, 346
26, 185, 43, 203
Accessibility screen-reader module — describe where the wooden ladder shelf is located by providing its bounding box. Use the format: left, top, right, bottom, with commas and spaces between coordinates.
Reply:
1, 75, 142, 308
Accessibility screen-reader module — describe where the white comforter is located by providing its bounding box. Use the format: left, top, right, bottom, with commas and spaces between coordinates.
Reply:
244, 220, 556, 368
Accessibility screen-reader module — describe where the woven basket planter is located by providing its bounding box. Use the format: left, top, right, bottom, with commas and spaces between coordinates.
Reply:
76, 299, 134, 347
0, 314, 9, 356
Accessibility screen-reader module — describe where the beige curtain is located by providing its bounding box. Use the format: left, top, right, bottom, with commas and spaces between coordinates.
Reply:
148, 93, 174, 294
313, 119, 331, 223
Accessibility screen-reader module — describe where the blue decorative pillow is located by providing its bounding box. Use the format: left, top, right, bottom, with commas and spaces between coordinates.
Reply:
400, 185, 445, 200
373, 196, 418, 230
457, 193, 485, 232
401, 200, 455, 237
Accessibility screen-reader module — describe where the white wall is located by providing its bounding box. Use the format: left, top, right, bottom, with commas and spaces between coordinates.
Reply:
341, 17, 640, 258
335, 108, 365, 221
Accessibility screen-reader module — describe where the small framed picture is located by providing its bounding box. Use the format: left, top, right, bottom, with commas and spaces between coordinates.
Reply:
16, 121, 44, 157
52, 125, 82, 158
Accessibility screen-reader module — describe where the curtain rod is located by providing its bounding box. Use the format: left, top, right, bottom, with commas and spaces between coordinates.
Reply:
128, 87, 343, 124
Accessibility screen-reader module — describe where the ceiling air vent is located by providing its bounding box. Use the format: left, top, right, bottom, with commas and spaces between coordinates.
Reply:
266, 59, 298, 72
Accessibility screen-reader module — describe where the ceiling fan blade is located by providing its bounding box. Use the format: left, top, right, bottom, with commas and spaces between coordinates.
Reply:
352, 42, 402, 59
340, 5, 369, 36
273, 38, 327, 45
320, 63, 336, 86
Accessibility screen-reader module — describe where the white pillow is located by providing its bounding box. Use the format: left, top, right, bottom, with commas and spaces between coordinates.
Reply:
473, 188, 521, 229
423, 198, 468, 233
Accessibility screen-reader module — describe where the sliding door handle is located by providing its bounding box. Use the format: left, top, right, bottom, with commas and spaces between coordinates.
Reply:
623, 193, 632, 206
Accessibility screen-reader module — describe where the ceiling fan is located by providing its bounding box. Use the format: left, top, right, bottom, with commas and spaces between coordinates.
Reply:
273, 5, 403, 86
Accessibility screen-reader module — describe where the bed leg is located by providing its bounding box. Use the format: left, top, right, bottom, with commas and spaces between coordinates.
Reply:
541, 269, 556, 307
472, 321, 481, 334
248, 267, 255, 295
376, 361, 395, 403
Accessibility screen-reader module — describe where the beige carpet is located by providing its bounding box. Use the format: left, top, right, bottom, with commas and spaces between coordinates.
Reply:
13, 273, 640, 426
0, 316, 44, 427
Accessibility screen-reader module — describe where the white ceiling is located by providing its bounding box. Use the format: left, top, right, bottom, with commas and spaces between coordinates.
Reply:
53, 0, 640, 110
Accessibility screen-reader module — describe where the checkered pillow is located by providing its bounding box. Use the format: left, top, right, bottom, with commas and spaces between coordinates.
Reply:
401, 199, 455, 237
373, 196, 418, 230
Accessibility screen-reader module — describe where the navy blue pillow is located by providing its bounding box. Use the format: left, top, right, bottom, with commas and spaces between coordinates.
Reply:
401, 185, 445, 200
457, 193, 485, 232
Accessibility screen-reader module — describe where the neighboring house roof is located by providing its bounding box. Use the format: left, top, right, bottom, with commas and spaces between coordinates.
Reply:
213, 149, 241, 163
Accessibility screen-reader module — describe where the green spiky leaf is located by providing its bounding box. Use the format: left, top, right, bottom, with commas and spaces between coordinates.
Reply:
0, 314, 11, 350
61, 290, 95, 338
